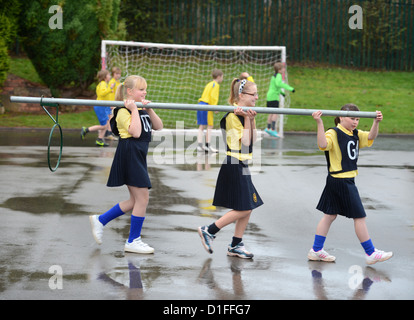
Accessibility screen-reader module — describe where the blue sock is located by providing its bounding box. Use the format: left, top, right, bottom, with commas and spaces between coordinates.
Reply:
361, 239, 375, 256
128, 216, 145, 243
98, 203, 125, 226
312, 235, 326, 252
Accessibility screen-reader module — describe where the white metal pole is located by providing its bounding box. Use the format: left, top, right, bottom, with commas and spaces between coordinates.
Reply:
9, 96, 378, 118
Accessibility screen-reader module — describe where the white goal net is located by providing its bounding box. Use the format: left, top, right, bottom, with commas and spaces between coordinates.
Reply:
101, 40, 290, 135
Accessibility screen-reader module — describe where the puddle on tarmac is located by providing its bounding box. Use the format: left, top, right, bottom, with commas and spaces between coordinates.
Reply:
0, 194, 88, 215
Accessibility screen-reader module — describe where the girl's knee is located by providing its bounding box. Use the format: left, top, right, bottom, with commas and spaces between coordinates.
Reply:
240, 210, 252, 217
137, 190, 149, 206
324, 214, 337, 222
128, 186, 149, 206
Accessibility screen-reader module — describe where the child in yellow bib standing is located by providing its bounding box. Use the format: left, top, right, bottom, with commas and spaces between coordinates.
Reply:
197, 69, 223, 153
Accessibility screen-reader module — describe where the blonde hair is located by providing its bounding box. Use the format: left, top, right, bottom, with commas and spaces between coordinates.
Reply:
228, 78, 256, 105
97, 69, 109, 82
115, 75, 147, 101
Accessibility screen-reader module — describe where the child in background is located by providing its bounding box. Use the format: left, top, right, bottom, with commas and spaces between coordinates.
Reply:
80, 69, 115, 146
89, 75, 163, 254
108, 67, 122, 101
197, 69, 223, 153
239, 72, 254, 83
198, 79, 263, 259
105, 67, 122, 140
308, 104, 393, 265
265, 62, 294, 137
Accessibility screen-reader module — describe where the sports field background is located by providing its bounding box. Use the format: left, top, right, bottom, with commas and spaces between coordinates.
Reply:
2, 57, 413, 134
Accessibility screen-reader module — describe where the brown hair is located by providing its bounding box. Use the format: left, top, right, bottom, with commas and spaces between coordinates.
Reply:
273, 62, 284, 73
239, 72, 250, 80
228, 78, 256, 105
212, 69, 223, 79
115, 75, 147, 101
97, 69, 109, 82
111, 66, 121, 75
334, 103, 360, 126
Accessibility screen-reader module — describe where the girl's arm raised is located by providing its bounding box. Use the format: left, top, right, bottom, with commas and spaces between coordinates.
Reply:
234, 107, 257, 147
368, 111, 383, 141
247, 109, 257, 144
312, 111, 327, 149
125, 99, 142, 138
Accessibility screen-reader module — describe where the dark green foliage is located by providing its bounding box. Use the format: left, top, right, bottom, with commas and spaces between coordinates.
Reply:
119, 0, 173, 43
18, 0, 124, 96
0, 38, 9, 88
0, 1, 21, 87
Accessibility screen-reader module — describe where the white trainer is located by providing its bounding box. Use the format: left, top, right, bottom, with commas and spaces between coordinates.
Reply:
124, 237, 154, 254
307, 248, 336, 262
366, 249, 393, 265
89, 215, 104, 245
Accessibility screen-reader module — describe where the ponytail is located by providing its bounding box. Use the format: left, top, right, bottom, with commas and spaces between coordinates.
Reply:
115, 82, 125, 101
228, 78, 239, 105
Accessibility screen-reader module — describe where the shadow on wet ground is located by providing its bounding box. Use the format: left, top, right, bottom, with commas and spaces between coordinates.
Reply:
0, 128, 413, 300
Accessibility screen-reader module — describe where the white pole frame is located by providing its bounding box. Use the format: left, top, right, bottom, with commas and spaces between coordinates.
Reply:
9, 96, 378, 119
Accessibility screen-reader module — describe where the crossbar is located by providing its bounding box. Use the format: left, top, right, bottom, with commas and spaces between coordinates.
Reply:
9, 96, 378, 118
101, 40, 286, 51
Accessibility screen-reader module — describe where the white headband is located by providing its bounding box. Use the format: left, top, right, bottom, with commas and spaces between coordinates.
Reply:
238, 79, 247, 94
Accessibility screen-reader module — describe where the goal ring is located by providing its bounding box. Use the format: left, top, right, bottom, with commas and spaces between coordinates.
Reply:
40, 96, 63, 172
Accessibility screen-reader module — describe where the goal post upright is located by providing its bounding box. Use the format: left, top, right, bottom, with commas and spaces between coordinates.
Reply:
279, 46, 287, 138
101, 40, 107, 70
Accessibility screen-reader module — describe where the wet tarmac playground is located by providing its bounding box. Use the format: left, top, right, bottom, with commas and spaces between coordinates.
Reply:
0, 129, 413, 300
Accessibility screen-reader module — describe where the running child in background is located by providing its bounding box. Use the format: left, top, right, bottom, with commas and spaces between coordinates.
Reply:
307, 104, 393, 265
80, 69, 115, 147
265, 62, 295, 137
197, 69, 223, 153
89, 75, 163, 254
198, 78, 263, 259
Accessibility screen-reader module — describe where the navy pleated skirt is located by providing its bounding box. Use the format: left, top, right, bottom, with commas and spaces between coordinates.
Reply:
213, 156, 263, 211
107, 138, 151, 189
316, 175, 366, 219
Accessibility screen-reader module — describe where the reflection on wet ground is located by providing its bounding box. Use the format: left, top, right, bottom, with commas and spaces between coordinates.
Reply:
0, 129, 413, 300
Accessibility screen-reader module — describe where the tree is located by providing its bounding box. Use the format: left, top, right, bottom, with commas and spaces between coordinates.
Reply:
119, 0, 172, 43
18, 0, 125, 97
0, 1, 21, 88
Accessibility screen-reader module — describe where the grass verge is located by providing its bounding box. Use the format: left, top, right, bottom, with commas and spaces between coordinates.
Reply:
2, 58, 413, 133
